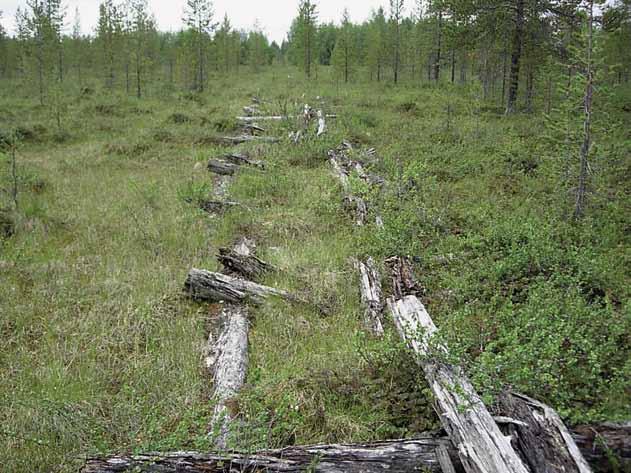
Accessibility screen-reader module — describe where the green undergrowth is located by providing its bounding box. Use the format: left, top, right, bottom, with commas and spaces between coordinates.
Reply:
0, 69, 629, 471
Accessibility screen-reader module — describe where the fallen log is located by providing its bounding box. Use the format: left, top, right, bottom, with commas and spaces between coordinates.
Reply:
385, 255, 424, 299
82, 426, 631, 473
236, 114, 337, 122
81, 437, 457, 473
222, 152, 265, 169
198, 199, 239, 214
205, 304, 249, 449
184, 269, 290, 305
495, 392, 593, 473
353, 257, 384, 336
242, 122, 266, 135
387, 295, 530, 473
218, 247, 275, 280
218, 135, 280, 145
207, 159, 239, 176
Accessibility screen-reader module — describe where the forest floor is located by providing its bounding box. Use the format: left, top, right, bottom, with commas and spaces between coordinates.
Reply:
0, 69, 629, 472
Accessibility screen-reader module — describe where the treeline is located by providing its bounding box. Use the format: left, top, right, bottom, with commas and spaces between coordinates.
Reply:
0, 0, 630, 113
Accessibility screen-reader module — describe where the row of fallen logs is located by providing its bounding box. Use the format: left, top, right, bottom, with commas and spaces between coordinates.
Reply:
327, 142, 628, 473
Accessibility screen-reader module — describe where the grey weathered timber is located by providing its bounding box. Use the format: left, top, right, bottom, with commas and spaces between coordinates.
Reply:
495, 392, 593, 473
198, 199, 239, 215
184, 269, 290, 305
81, 426, 631, 472
242, 122, 266, 135
218, 134, 280, 145
81, 437, 455, 473
222, 152, 265, 169
387, 295, 530, 473
207, 159, 239, 176
385, 255, 423, 299
205, 304, 249, 449
218, 247, 274, 281
353, 257, 384, 336
237, 114, 337, 122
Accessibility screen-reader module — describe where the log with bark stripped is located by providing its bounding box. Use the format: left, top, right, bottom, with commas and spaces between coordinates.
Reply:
207, 159, 239, 176
81, 437, 457, 473
184, 269, 290, 305
204, 303, 248, 449
237, 114, 337, 122
353, 257, 384, 336
217, 134, 280, 145
387, 295, 530, 473
198, 199, 239, 215
222, 152, 265, 169
82, 427, 630, 473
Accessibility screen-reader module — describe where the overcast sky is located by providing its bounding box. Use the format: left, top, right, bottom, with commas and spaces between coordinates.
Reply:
0, 0, 390, 43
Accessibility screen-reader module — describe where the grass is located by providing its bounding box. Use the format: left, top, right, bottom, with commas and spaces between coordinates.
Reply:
0, 68, 629, 471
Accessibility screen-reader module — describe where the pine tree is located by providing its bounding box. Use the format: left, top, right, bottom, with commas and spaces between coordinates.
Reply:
97, 0, 123, 89
389, 0, 404, 84
128, 0, 155, 98
294, 0, 318, 78
182, 0, 214, 92
366, 7, 388, 81
332, 9, 355, 83
0, 11, 7, 79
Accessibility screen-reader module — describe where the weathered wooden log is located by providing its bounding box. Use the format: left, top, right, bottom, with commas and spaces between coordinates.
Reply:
386, 255, 424, 299
184, 269, 290, 305
495, 392, 593, 473
387, 295, 530, 473
218, 134, 280, 145
353, 257, 384, 336
81, 437, 457, 473
571, 422, 631, 472
207, 159, 239, 176
204, 304, 249, 449
218, 247, 275, 280
237, 114, 337, 122
198, 199, 239, 214
242, 105, 260, 116
242, 122, 266, 135
317, 110, 327, 136
222, 152, 265, 169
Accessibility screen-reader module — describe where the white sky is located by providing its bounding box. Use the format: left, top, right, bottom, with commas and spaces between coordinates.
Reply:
0, 0, 390, 43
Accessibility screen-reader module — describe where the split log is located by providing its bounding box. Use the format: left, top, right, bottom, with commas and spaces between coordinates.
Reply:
237, 114, 337, 122
198, 199, 239, 214
387, 295, 530, 473
207, 159, 239, 176
205, 304, 249, 449
81, 437, 457, 473
495, 392, 593, 473
184, 269, 290, 305
218, 247, 275, 280
571, 422, 631, 472
385, 256, 424, 299
218, 135, 280, 145
222, 152, 265, 169
353, 257, 384, 336
317, 110, 327, 136
242, 122, 266, 135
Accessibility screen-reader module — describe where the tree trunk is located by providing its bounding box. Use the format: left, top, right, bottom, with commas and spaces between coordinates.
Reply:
387, 295, 530, 473
433, 10, 443, 82
451, 49, 456, 83
205, 303, 249, 448
506, 0, 525, 114
216, 135, 280, 146
217, 247, 274, 281
184, 269, 290, 305
207, 160, 239, 176
82, 438, 457, 473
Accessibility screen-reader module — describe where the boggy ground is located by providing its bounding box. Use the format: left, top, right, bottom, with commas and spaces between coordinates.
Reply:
0, 69, 629, 472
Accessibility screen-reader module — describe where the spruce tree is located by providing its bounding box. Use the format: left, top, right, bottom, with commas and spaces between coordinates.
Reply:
332, 9, 355, 83
295, 0, 318, 78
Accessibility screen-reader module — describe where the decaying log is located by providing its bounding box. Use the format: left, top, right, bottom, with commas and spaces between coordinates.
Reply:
328, 143, 384, 228
205, 304, 249, 449
317, 110, 327, 136
353, 257, 384, 336
184, 269, 290, 305
207, 159, 239, 176
571, 422, 631, 472
495, 392, 593, 473
222, 152, 265, 169
386, 255, 424, 299
218, 247, 275, 280
242, 122, 266, 135
387, 295, 530, 473
237, 114, 337, 122
218, 134, 280, 145
198, 199, 239, 214
82, 437, 457, 473
242, 105, 260, 116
